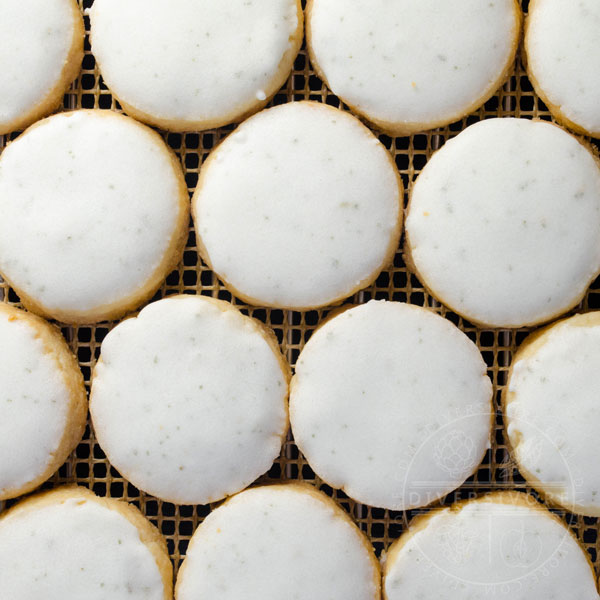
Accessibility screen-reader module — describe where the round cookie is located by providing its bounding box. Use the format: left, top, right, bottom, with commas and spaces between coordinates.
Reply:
175, 483, 380, 600
306, 0, 521, 135
193, 101, 403, 310
0, 110, 189, 324
289, 300, 492, 511
526, 0, 600, 137
0, 486, 172, 599
90, 294, 290, 505
90, 0, 303, 132
383, 492, 599, 599
405, 118, 600, 329
0, 304, 86, 500
0, 0, 83, 135
504, 312, 600, 517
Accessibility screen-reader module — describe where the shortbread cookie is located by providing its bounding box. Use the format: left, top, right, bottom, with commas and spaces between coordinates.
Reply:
526, 0, 600, 137
383, 492, 599, 599
193, 102, 402, 309
307, 0, 521, 135
176, 483, 380, 600
0, 486, 172, 599
405, 118, 600, 328
90, 295, 290, 505
290, 301, 492, 511
0, 304, 86, 500
0, 110, 189, 324
505, 312, 600, 517
90, 0, 303, 132
0, 0, 83, 134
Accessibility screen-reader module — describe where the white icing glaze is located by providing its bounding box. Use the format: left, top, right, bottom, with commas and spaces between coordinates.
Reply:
194, 102, 401, 309
0, 495, 165, 599
527, 0, 600, 135
90, 0, 300, 128
290, 301, 492, 510
0, 311, 69, 496
406, 118, 600, 328
0, 110, 185, 321
176, 485, 378, 600
308, 0, 519, 131
0, 0, 77, 128
384, 496, 599, 599
90, 295, 288, 505
506, 313, 600, 515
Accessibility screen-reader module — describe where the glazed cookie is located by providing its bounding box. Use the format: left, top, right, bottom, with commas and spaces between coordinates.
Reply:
505, 312, 600, 517
176, 484, 380, 600
405, 118, 600, 328
90, 0, 303, 131
0, 304, 86, 500
193, 101, 402, 310
307, 0, 521, 135
90, 295, 290, 505
0, 110, 189, 324
526, 0, 600, 137
290, 301, 492, 511
0, 0, 83, 134
383, 492, 599, 599
0, 486, 172, 599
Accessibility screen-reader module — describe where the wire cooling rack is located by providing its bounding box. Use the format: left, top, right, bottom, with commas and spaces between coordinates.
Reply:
1, 0, 599, 583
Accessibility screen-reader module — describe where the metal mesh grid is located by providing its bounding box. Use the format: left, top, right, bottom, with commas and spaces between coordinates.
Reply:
1, 0, 600, 583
